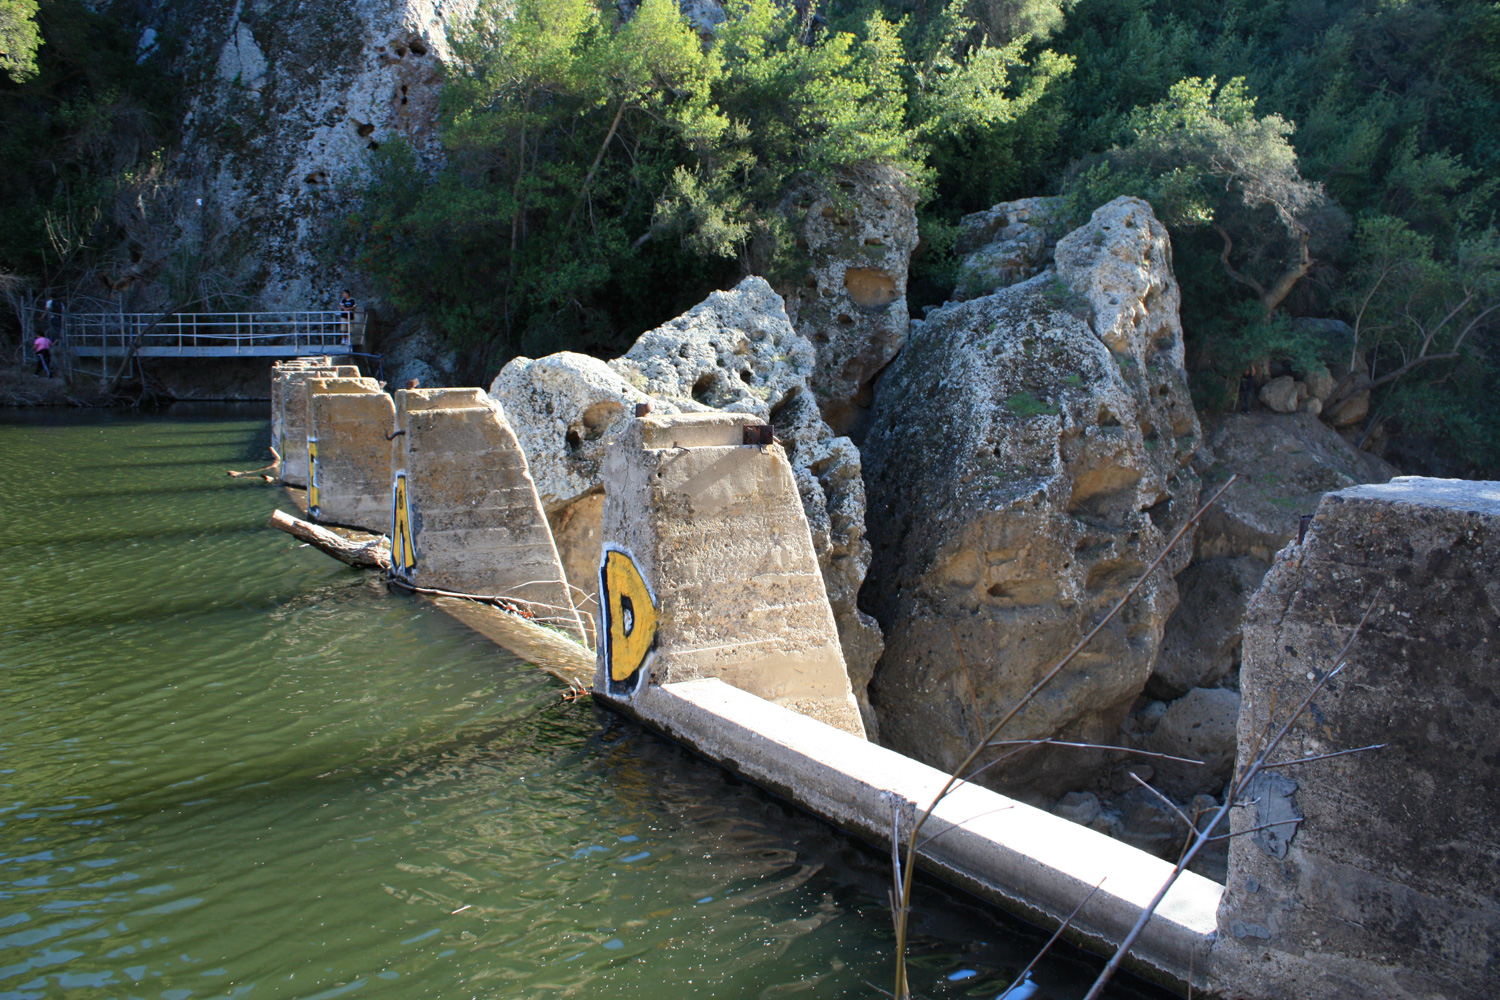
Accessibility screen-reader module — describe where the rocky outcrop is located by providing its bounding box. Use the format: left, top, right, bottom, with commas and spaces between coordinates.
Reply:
128, 0, 475, 310
951, 196, 1065, 301
491, 277, 884, 727
1149, 555, 1266, 698
379, 315, 458, 390
777, 166, 919, 437
1194, 412, 1395, 564
862, 197, 1203, 800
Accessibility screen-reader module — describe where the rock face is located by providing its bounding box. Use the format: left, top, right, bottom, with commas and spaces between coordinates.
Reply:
128, 0, 475, 309
1211, 478, 1500, 1000
491, 277, 884, 728
777, 166, 919, 436
951, 196, 1065, 300
1149, 555, 1266, 698
1194, 412, 1396, 564
862, 197, 1203, 800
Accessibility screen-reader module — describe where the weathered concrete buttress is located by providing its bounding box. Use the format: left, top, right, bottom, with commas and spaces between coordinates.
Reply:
390, 388, 586, 643
1209, 477, 1500, 1000
592, 412, 866, 738
276, 364, 360, 485
306, 379, 394, 532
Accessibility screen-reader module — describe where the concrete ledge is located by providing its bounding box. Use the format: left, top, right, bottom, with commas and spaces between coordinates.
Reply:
601, 677, 1221, 995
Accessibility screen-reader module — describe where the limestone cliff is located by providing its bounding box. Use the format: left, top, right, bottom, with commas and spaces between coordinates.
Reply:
126, 0, 475, 310
862, 196, 1203, 800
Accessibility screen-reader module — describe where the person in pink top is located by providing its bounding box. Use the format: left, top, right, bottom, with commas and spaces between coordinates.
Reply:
32, 331, 53, 378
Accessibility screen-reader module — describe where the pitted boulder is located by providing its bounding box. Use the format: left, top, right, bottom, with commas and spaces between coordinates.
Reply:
491, 278, 884, 730
863, 197, 1203, 800
777, 166, 919, 436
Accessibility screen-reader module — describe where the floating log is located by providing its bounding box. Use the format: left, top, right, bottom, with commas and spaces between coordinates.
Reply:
270, 509, 391, 571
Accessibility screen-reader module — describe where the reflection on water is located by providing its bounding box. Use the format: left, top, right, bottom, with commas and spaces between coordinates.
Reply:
0, 408, 1169, 1000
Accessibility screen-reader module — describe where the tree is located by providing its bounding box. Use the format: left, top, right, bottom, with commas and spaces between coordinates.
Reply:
1330, 215, 1500, 413
1069, 76, 1337, 317
0, 0, 39, 81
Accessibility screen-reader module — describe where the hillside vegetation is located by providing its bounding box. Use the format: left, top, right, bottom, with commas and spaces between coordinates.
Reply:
2, 0, 1497, 472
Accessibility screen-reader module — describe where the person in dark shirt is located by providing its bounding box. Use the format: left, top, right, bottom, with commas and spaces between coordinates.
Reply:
339, 290, 356, 330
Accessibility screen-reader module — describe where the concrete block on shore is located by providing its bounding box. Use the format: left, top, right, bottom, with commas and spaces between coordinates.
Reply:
308, 380, 393, 532
593, 412, 865, 738
1211, 477, 1500, 1000
391, 389, 585, 643
275, 364, 360, 485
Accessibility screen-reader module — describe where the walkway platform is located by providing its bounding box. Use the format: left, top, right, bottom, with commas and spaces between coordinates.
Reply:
63, 311, 363, 358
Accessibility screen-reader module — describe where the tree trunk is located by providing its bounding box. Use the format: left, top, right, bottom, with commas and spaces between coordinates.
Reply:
270, 509, 391, 571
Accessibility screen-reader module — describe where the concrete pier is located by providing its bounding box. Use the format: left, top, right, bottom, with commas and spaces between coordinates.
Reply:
391, 389, 586, 643
1211, 477, 1500, 1000
276, 364, 360, 486
594, 412, 866, 737
307, 379, 393, 532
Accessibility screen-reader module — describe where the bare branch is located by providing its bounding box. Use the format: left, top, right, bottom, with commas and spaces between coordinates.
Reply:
1128, 772, 1197, 832
997, 880, 1106, 1000
1259, 743, 1387, 769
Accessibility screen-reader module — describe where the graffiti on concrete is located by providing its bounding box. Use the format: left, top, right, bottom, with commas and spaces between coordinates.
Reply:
600, 546, 658, 696
308, 438, 321, 517
392, 471, 416, 578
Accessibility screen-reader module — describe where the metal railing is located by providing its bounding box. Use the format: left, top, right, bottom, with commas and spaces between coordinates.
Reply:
64, 311, 361, 358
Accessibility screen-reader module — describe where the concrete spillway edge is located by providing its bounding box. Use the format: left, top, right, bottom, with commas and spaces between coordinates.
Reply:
598, 677, 1221, 995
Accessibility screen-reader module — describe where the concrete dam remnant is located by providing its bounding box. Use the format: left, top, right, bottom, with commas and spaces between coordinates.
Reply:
274, 362, 360, 486
1209, 476, 1500, 1000
390, 388, 587, 644
307, 377, 393, 532
593, 412, 866, 738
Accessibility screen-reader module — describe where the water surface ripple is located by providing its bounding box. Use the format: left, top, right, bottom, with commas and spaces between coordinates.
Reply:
0, 408, 1166, 1000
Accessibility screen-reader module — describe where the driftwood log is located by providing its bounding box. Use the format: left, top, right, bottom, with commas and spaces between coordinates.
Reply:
269, 509, 391, 571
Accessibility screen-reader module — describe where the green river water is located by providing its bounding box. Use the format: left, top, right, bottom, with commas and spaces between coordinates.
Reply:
0, 408, 1168, 1000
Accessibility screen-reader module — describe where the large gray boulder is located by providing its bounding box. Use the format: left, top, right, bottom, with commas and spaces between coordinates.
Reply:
490, 277, 884, 728
862, 197, 1203, 799
1195, 411, 1396, 563
777, 166, 919, 436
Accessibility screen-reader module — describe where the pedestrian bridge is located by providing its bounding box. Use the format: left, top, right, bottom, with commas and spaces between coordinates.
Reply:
65, 310, 365, 358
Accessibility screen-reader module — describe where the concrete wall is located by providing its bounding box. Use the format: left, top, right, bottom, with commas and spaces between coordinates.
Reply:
276, 364, 360, 485
1211, 477, 1500, 999
308, 383, 394, 532
593, 412, 866, 738
269, 357, 331, 454
391, 389, 586, 643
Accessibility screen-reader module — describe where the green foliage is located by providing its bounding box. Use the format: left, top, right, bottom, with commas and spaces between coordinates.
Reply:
0, 0, 178, 321
0, 0, 39, 81
1006, 390, 1058, 417
345, 0, 1069, 364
